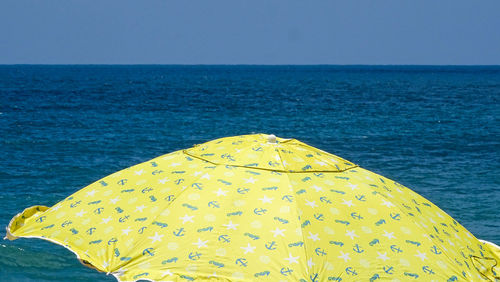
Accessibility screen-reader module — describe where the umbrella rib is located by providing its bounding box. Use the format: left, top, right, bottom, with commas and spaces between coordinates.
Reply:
5, 206, 107, 272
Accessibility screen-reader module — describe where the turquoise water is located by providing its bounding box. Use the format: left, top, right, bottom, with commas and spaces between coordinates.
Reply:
0, 65, 499, 281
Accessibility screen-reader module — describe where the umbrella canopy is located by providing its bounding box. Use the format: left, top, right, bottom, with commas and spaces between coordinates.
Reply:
6, 134, 499, 281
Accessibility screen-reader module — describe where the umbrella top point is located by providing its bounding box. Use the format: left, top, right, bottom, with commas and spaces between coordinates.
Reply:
184, 134, 356, 173
267, 134, 277, 143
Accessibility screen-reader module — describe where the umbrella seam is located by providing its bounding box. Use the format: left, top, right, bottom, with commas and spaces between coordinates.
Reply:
277, 144, 311, 280
365, 171, 468, 276
183, 150, 359, 174
115, 152, 209, 274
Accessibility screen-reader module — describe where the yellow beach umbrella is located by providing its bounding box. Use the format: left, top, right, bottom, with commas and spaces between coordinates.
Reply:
6, 134, 500, 281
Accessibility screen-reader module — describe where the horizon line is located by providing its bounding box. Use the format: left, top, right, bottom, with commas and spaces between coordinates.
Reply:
1, 63, 500, 67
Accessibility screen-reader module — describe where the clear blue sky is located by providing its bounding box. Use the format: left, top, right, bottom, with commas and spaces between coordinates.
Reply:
1, 0, 499, 64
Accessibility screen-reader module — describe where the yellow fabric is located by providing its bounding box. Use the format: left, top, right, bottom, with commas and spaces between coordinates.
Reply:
7, 134, 499, 281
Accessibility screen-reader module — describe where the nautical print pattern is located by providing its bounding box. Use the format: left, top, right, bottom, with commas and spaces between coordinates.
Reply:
7, 134, 500, 281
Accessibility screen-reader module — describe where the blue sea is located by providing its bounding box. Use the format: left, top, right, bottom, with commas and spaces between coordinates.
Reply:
0, 65, 499, 281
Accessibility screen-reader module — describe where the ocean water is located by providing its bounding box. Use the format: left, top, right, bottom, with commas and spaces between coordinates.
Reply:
0, 65, 499, 281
